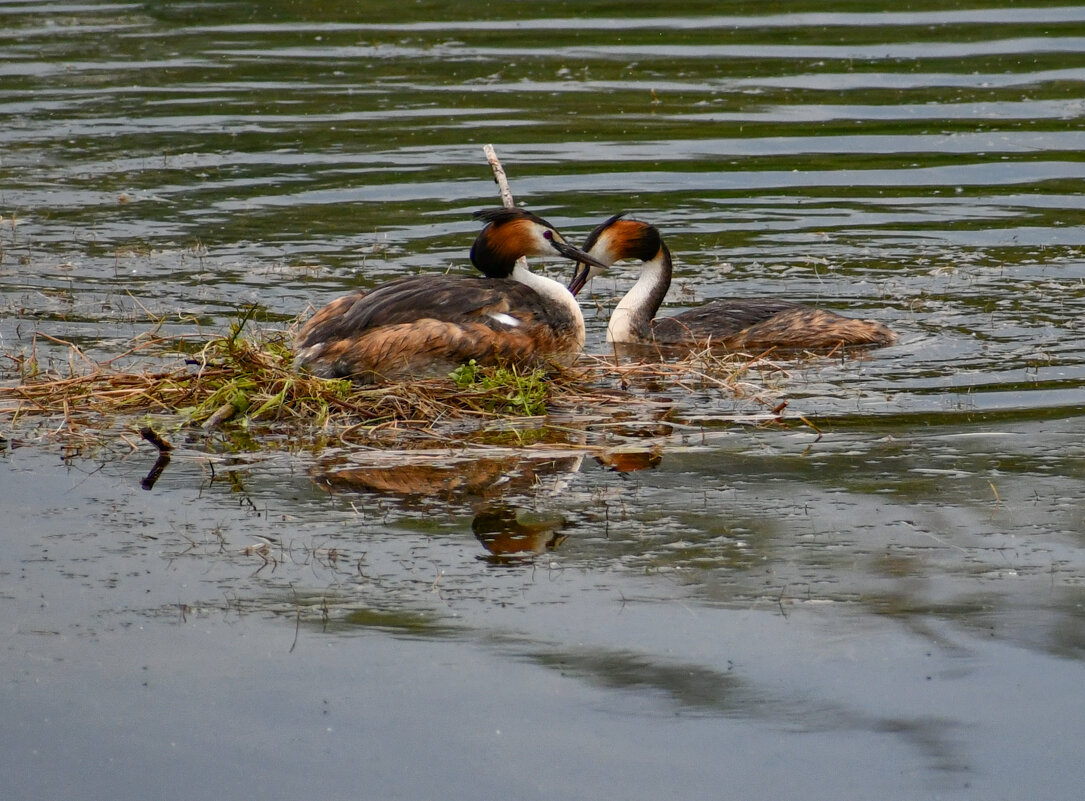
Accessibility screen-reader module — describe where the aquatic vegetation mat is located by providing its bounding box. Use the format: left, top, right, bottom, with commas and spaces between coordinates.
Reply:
0, 323, 785, 452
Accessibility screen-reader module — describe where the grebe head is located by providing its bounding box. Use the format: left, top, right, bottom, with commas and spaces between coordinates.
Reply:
568, 214, 665, 295
470, 207, 608, 278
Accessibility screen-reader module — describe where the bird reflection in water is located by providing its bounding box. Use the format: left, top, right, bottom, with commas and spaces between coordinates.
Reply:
472, 505, 567, 564
594, 446, 663, 473
311, 452, 584, 505
313, 457, 510, 499
312, 445, 665, 562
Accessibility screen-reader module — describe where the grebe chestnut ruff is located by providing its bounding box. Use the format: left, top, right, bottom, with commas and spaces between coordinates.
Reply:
568, 215, 895, 351
294, 208, 609, 383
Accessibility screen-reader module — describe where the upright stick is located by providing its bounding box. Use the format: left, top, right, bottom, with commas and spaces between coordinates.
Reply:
483, 144, 517, 209
483, 144, 528, 270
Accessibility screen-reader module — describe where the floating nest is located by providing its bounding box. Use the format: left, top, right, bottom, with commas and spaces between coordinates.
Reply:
0, 318, 787, 452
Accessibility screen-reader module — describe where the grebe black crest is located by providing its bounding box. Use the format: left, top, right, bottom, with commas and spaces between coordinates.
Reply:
293, 208, 609, 383
568, 214, 895, 351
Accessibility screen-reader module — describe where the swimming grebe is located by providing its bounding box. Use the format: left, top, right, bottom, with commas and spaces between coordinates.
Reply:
568, 215, 895, 351
294, 208, 609, 382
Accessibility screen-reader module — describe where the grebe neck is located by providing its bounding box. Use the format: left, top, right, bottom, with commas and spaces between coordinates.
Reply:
607, 244, 671, 343
511, 260, 586, 347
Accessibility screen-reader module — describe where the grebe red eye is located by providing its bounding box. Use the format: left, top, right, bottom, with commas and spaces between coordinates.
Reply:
543, 230, 553, 240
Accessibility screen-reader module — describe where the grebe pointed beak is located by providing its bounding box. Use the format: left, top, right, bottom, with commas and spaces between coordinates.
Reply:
568, 261, 592, 296
548, 237, 609, 270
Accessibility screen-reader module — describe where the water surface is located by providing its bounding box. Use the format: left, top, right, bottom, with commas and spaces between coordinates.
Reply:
3, 2, 1085, 799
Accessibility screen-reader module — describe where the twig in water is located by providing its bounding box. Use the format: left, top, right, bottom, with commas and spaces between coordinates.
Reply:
798, 415, 823, 442
141, 453, 171, 491
138, 427, 174, 489
139, 426, 173, 452
290, 584, 301, 653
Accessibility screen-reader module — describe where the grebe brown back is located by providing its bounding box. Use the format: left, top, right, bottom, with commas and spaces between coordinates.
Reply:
294, 208, 608, 382
568, 215, 895, 351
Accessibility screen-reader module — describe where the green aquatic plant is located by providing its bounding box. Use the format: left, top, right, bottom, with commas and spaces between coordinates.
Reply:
451, 360, 550, 416
184, 331, 354, 428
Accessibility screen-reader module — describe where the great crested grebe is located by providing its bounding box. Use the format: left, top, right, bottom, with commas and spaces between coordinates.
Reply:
294, 208, 609, 382
568, 214, 895, 351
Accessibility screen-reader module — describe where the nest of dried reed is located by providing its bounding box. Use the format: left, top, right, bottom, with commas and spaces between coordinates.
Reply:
0, 319, 782, 450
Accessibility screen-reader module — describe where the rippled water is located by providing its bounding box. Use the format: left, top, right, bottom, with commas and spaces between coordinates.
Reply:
3, 2, 1085, 800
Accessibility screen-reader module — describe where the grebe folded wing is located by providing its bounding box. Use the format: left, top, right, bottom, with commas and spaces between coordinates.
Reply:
296, 275, 579, 353
650, 298, 805, 342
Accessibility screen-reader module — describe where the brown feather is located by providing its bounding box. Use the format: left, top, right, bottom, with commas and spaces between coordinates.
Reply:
304, 319, 572, 383
294, 275, 582, 381
650, 302, 894, 349
472, 218, 535, 272
719, 307, 895, 350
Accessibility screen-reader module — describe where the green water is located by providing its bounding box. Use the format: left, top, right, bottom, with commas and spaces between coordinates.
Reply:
3, 2, 1085, 799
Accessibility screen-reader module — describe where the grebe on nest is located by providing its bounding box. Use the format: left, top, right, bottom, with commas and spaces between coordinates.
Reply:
568, 215, 895, 351
294, 208, 608, 383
